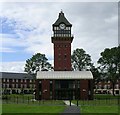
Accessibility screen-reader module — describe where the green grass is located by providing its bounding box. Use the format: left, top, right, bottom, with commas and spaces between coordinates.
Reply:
72, 98, 119, 114
80, 106, 119, 113
2, 94, 34, 100
94, 94, 120, 99
2, 104, 65, 113
2, 94, 120, 114
72, 99, 118, 106
72, 98, 120, 115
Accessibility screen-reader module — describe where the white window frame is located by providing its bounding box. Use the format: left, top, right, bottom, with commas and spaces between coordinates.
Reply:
50, 80, 52, 84
3, 79, 6, 82
104, 85, 107, 89
16, 84, 18, 88
3, 84, 5, 88
107, 85, 110, 89
7, 79, 9, 82
116, 84, 119, 89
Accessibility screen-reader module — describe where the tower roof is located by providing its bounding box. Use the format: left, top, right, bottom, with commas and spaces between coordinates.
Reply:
37, 71, 93, 80
53, 11, 72, 26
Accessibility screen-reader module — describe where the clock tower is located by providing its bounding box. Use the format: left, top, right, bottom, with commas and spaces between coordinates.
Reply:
51, 11, 74, 71
35, 11, 93, 101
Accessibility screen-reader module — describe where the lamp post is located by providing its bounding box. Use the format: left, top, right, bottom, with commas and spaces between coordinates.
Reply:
116, 69, 120, 105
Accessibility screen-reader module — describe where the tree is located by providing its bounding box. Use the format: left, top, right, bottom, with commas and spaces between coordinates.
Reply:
24, 53, 53, 75
71, 48, 92, 71
98, 46, 120, 96
90, 65, 101, 82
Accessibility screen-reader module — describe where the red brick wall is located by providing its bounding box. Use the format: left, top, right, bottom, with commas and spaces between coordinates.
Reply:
80, 80, 89, 100
52, 80, 55, 99
54, 41, 71, 71
35, 80, 39, 100
41, 80, 50, 100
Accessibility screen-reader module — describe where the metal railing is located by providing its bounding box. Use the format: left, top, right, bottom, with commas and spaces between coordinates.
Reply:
1, 94, 119, 106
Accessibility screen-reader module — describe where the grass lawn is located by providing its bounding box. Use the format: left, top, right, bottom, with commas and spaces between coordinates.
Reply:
2, 94, 34, 100
94, 94, 120, 99
80, 105, 118, 113
72, 98, 119, 114
2, 104, 65, 113
2, 94, 120, 114
72, 99, 118, 106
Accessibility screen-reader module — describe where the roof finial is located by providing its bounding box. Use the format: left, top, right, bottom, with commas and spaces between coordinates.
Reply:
59, 9, 64, 18
61, 9, 63, 13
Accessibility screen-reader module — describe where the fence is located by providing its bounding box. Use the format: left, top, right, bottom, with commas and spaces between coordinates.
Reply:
2, 94, 64, 106
1, 94, 120, 106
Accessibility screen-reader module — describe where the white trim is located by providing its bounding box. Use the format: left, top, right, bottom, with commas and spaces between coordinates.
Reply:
37, 71, 93, 79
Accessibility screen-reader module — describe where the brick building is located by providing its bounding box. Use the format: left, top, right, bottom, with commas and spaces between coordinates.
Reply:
36, 71, 93, 100
35, 11, 93, 100
94, 80, 120, 95
1, 72, 35, 94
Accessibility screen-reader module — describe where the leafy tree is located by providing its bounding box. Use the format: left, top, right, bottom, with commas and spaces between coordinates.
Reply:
24, 53, 53, 75
90, 65, 101, 82
98, 46, 120, 96
71, 48, 93, 71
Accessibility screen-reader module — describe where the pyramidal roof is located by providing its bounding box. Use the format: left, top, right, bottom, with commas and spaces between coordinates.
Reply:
53, 11, 72, 26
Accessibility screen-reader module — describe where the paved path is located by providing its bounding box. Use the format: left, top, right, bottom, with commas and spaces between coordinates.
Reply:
61, 100, 80, 115
63, 100, 75, 106
61, 106, 80, 115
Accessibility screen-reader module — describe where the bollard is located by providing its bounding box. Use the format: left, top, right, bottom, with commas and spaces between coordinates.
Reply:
70, 100, 71, 106
77, 100, 78, 106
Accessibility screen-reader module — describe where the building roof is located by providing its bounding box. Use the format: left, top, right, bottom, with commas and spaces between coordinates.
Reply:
0, 72, 34, 79
53, 11, 72, 26
37, 71, 93, 80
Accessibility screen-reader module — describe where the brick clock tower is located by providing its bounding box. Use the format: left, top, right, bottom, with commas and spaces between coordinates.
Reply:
35, 11, 93, 100
51, 11, 74, 71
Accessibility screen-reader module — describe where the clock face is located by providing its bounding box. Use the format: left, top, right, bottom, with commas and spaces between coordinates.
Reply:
59, 23, 66, 29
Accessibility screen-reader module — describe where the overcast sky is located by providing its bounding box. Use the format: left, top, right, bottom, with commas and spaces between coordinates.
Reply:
0, 1, 118, 73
